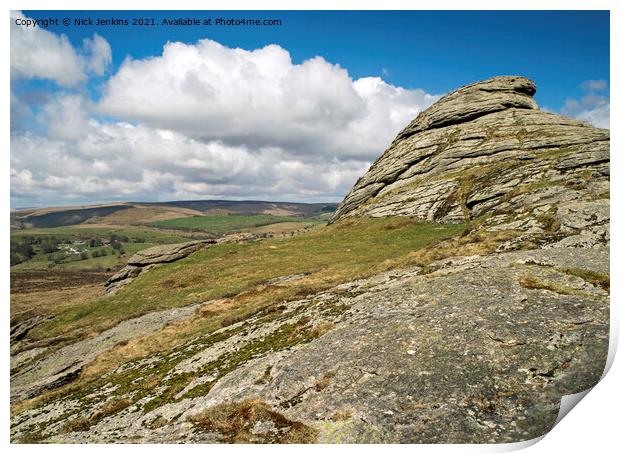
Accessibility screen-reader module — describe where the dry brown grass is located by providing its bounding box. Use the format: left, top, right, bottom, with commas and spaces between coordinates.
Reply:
331, 409, 352, 421
147, 416, 170, 429
15, 430, 48, 444
560, 268, 610, 293
81, 292, 287, 379
379, 229, 521, 273
189, 399, 317, 443
310, 322, 336, 338
87, 205, 204, 225
10, 284, 103, 322
61, 397, 134, 433
518, 275, 590, 297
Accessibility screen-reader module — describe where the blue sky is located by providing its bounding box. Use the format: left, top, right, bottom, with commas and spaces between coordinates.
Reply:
11, 10, 610, 207
20, 10, 610, 108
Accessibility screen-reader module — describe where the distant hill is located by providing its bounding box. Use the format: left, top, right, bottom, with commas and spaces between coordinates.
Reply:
11, 205, 130, 229
10, 200, 338, 229
141, 200, 337, 217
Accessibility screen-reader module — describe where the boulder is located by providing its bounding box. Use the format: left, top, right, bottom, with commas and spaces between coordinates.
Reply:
104, 240, 216, 295
330, 76, 609, 230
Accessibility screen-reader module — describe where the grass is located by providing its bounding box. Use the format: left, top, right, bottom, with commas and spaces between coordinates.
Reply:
11, 225, 193, 272
88, 205, 204, 225
10, 226, 190, 244
148, 214, 319, 235
189, 399, 318, 443
60, 398, 134, 433
560, 268, 610, 292
518, 274, 592, 297
12, 218, 528, 435
11, 242, 156, 272
28, 217, 466, 342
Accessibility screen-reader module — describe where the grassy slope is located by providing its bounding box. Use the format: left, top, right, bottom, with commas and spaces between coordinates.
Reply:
148, 214, 320, 235
87, 205, 205, 225
10, 226, 190, 243
29, 218, 466, 341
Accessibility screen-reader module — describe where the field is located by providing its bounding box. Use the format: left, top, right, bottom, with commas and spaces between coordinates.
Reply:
23, 218, 467, 344
11, 200, 338, 229
84, 205, 205, 225
148, 214, 322, 235
10, 226, 191, 243
10, 213, 327, 274
10, 225, 196, 274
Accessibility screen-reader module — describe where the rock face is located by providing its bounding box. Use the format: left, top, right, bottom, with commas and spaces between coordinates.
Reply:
11, 249, 609, 443
10, 304, 206, 402
104, 240, 216, 294
330, 76, 609, 232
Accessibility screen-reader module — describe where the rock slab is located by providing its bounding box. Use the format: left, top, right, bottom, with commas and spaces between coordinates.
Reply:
104, 240, 216, 295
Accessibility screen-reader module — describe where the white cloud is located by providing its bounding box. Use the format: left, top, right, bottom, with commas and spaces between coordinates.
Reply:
580, 79, 607, 92
84, 33, 112, 76
11, 11, 86, 86
11, 93, 370, 207
11, 34, 439, 206
37, 94, 92, 141
560, 81, 610, 129
98, 39, 438, 162
10, 11, 111, 86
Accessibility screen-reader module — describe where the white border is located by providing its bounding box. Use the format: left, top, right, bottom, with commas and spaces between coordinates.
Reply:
3, 1, 617, 453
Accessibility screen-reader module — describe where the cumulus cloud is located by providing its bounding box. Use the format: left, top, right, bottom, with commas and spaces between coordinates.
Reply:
560, 79, 610, 129
10, 96, 368, 207
83, 34, 112, 76
11, 11, 86, 86
11, 36, 440, 206
580, 79, 607, 91
10, 11, 111, 86
98, 39, 438, 161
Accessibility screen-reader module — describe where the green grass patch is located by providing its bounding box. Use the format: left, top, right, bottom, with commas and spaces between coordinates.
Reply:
10, 242, 160, 272
148, 214, 317, 235
11, 226, 190, 244
29, 218, 466, 340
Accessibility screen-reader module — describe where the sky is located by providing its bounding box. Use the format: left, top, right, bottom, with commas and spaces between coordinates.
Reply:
10, 10, 610, 208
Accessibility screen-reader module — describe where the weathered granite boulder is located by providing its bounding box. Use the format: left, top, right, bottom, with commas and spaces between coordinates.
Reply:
330, 76, 609, 231
104, 240, 216, 295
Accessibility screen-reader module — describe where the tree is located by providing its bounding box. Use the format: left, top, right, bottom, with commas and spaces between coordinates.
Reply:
89, 238, 103, 247
10, 253, 24, 266
40, 239, 59, 254
12, 242, 34, 259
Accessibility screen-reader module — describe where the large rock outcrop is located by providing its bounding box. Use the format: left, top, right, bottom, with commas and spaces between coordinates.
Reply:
104, 241, 216, 295
331, 76, 609, 235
